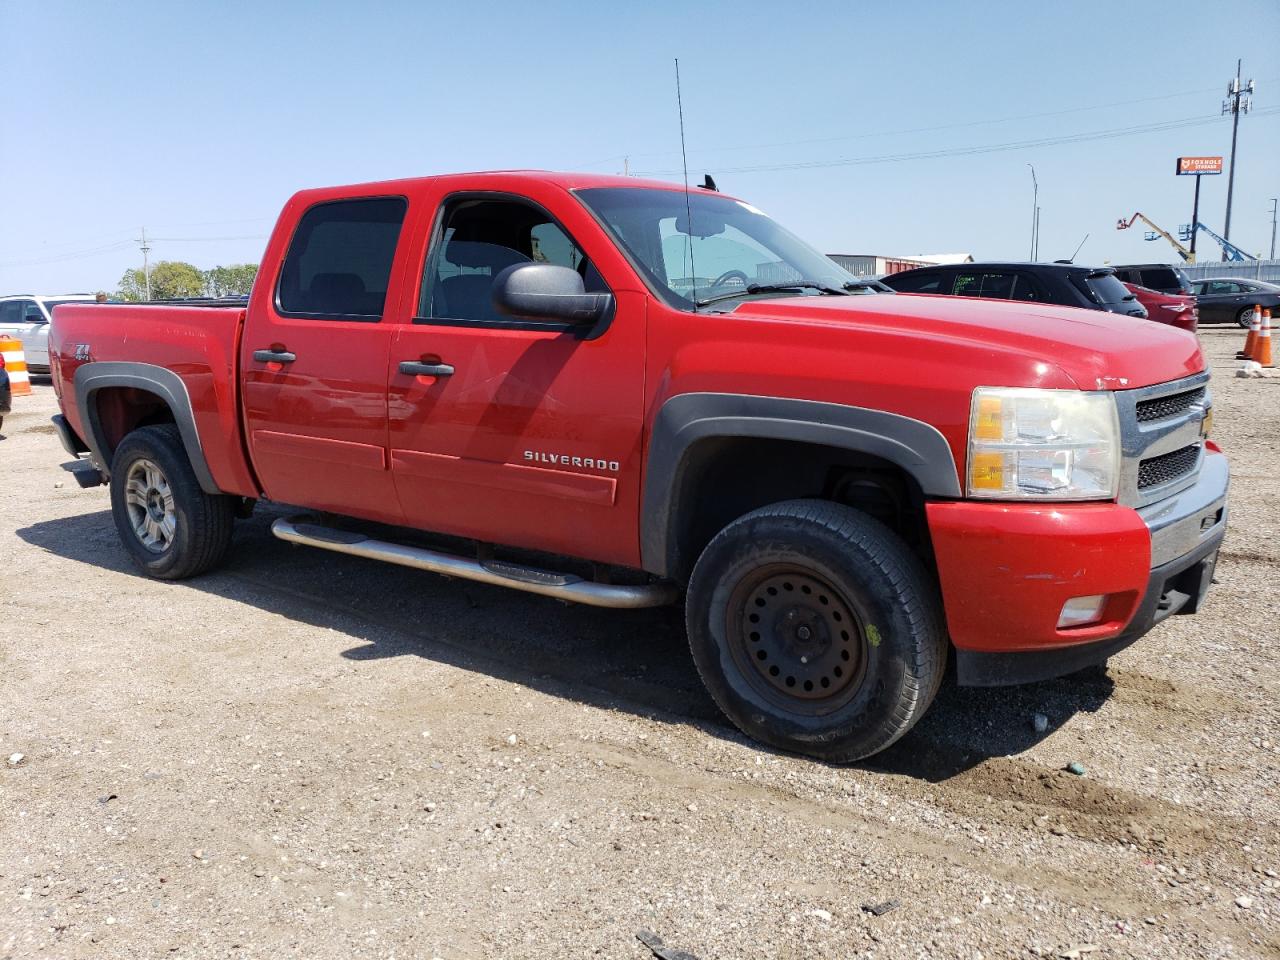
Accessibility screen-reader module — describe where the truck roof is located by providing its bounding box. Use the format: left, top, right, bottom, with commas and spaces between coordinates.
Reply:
288, 170, 733, 203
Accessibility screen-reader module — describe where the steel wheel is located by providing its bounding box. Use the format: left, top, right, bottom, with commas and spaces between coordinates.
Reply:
726, 565, 868, 717
123, 458, 176, 553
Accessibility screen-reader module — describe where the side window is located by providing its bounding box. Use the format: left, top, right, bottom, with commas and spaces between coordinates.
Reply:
421, 197, 604, 324
891, 271, 945, 293
277, 197, 407, 320
0, 301, 21, 324
1010, 275, 1048, 301
952, 273, 980, 297
977, 273, 1015, 299
20, 300, 45, 322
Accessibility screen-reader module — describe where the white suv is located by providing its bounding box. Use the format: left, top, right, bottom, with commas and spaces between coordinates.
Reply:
0, 294, 98, 372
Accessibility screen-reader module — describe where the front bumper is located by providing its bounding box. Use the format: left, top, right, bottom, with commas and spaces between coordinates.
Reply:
928, 449, 1228, 686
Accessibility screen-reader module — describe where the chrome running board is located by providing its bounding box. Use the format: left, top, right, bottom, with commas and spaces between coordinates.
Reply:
271, 517, 679, 609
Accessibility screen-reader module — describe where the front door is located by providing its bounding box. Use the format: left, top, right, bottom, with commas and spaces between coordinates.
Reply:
240, 195, 413, 524
0, 299, 48, 369
386, 189, 646, 568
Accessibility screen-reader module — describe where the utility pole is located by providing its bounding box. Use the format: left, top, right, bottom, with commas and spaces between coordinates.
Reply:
137, 227, 152, 301
1027, 163, 1038, 261
1221, 59, 1254, 259
1270, 198, 1277, 260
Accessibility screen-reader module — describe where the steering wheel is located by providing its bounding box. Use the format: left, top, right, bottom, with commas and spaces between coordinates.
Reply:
708, 269, 750, 289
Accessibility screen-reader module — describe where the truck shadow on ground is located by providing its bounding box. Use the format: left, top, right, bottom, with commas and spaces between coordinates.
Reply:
18, 503, 1113, 782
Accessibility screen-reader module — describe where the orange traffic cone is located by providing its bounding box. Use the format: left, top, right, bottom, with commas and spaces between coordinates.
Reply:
0, 337, 32, 397
1257, 308, 1274, 368
1239, 305, 1262, 359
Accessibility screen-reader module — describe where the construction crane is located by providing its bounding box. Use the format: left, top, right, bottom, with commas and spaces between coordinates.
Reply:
1177, 221, 1257, 262
1116, 212, 1192, 262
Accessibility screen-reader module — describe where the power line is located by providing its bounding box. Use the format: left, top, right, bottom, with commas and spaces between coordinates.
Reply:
633, 108, 1280, 178
587, 78, 1280, 168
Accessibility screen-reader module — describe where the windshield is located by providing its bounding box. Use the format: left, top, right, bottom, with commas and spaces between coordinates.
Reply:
575, 187, 856, 310
41, 298, 94, 316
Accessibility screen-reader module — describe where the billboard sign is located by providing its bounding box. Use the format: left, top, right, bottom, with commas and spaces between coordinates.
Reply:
1176, 156, 1223, 175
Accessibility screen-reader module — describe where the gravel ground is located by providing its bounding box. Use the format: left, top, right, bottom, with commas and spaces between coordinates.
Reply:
1, 327, 1277, 960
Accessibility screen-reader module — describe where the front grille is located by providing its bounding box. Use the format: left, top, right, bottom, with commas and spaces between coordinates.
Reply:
1135, 387, 1205, 423
1138, 444, 1201, 489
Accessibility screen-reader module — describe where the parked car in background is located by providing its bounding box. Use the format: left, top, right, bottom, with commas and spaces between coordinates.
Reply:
1110, 263, 1194, 296
0, 352, 10, 433
1190, 278, 1280, 327
1122, 283, 1198, 333
0, 294, 98, 372
882, 262, 1148, 319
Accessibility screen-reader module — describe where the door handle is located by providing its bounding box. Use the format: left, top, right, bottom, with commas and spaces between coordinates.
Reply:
399, 360, 455, 378
253, 348, 297, 364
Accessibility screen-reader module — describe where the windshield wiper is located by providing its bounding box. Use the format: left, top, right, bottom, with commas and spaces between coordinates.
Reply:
695, 281, 850, 308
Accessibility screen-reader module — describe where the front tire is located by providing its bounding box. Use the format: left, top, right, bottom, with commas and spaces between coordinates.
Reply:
110, 424, 235, 580
686, 500, 947, 763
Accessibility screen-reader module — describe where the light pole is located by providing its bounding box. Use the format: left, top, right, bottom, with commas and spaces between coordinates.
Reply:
1270, 198, 1277, 260
1027, 164, 1038, 261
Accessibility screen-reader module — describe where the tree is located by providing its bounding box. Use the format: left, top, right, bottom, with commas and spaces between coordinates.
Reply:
116, 261, 206, 301
203, 263, 258, 298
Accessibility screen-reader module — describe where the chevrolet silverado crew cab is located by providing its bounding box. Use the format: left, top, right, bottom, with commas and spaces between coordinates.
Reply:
47, 172, 1228, 762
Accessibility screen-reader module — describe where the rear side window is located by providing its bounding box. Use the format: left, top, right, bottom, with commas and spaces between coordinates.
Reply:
953, 272, 1015, 299
1138, 268, 1178, 290
888, 271, 945, 293
1076, 272, 1132, 305
1010, 275, 1048, 301
277, 197, 407, 320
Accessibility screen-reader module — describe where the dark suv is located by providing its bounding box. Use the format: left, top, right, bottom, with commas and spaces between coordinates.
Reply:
1109, 263, 1194, 296
882, 262, 1147, 318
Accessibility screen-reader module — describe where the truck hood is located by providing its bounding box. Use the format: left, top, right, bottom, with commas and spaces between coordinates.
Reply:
727, 293, 1204, 390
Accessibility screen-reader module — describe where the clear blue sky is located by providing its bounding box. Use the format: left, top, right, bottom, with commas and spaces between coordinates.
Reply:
2, 0, 1278, 293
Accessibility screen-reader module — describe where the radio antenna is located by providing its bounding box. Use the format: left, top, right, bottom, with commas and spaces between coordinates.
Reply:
675, 58, 698, 306
1069, 232, 1090, 262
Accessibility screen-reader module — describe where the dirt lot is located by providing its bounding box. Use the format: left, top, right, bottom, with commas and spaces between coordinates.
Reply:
1, 327, 1277, 959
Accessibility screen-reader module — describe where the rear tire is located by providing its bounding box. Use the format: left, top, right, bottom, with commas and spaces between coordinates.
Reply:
1238, 306, 1256, 328
685, 499, 947, 763
110, 424, 235, 580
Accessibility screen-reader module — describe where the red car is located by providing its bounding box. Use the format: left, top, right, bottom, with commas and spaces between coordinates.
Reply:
46, 171, 1227, 762
1124, 282, 1198, 333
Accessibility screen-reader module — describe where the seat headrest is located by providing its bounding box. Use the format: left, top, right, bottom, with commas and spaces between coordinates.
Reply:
444, 240, 532, 271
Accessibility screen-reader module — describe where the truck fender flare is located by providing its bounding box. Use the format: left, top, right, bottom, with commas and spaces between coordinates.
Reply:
74, 361, 221, 495
640, 392, 962, 577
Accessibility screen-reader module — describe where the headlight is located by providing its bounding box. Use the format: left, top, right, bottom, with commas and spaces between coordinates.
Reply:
967, 387, 1119, 500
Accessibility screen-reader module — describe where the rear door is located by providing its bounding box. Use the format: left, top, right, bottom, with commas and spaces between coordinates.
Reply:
384, 184, 647, 567
1202, 280, 1244, 323
240, 195, 413, 524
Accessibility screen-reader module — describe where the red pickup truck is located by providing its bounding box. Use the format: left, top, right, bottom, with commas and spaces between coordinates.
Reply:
48, 171, 1227, 762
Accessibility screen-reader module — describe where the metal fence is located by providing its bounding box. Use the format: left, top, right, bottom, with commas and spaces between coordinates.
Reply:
1181, 259, 1280, 284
